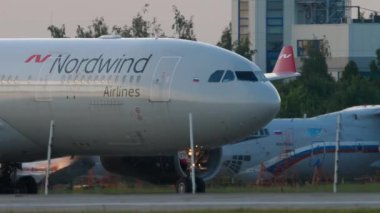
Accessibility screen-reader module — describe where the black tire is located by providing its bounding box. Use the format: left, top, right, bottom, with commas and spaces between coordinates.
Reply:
176, 177, 191, 193
16, 176, 38, 194
176, 177, 206, 193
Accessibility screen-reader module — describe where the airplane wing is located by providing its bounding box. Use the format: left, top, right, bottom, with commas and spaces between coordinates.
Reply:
264, 45, 300, 81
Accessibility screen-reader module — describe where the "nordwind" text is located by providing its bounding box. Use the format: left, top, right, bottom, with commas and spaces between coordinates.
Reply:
49, 54, 152, 74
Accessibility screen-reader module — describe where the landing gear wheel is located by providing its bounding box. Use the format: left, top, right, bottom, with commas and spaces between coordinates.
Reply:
16, 176, 38, 194
176, 177, 206, 193
176, 177, 191, 193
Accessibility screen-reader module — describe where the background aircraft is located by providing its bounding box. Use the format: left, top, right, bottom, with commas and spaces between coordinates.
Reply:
212, 105, 380, 184
0, 38, 298, 193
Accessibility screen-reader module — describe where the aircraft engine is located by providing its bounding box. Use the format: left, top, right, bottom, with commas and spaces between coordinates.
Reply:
175, 147, 223, 182
100, 147, 223, 184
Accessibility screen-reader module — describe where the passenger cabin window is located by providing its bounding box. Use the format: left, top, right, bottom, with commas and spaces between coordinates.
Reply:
235, 71, 258, 82
208, 70, 224, 82
222, 70, 235, 82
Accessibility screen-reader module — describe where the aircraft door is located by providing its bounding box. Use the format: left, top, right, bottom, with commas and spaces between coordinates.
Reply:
149, 56, 181, 102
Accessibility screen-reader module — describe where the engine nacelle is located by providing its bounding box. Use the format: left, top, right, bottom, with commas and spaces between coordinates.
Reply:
100, 147, 223, 184
175, 147, 223, 182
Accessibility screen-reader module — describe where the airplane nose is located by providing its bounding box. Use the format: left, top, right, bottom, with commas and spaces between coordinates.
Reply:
261, 82, 281, 117
247, 82, 281, 128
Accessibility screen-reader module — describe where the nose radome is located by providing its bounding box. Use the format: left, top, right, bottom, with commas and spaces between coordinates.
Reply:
264, 82, 281, 115
253, 82, 281, 124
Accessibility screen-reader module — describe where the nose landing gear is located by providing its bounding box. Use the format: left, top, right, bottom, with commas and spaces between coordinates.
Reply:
176, 176, 205, 193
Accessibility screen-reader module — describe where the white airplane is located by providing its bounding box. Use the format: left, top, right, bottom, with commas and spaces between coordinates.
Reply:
0, 38, 298, 193
201, 105, 380, 184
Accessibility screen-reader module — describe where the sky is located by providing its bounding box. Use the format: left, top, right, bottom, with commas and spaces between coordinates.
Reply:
0, 0, 378, 45
0, 0, 231, 44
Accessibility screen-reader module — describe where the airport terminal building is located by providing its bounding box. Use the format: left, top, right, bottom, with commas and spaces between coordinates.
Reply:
231, 0, 380, 79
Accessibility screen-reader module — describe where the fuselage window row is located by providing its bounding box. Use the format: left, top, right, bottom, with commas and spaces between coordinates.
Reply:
57, 74, 132, 85
0, 74, 135, 85
0, 75, 18, 84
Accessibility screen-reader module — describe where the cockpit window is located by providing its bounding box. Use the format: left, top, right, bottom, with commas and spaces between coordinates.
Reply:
222, 70, 235, 82
208, 70, 224, 82
235, 71, 258, 82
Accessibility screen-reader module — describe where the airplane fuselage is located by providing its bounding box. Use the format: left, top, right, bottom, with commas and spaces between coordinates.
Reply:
0, 38, 280, 162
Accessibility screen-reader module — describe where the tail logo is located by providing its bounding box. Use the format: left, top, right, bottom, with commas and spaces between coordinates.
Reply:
278, 53, 292, 59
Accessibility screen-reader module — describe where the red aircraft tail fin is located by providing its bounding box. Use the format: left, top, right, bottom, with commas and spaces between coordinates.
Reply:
265, 45, 300, 81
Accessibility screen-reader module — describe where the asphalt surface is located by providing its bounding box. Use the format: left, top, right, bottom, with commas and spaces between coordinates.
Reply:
1, 193, 380, 212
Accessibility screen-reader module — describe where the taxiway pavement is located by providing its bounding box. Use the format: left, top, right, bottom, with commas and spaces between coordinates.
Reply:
1, 193, 380, 212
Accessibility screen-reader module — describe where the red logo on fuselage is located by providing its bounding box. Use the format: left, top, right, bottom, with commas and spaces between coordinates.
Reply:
25, 54, 51, 63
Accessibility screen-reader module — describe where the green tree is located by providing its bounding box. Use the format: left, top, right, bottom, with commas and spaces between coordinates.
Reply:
370, 60, 378, 73
112, 25, 132, 38
341, 60, 359, 82
172, 6, 196, 40
47, 24, 66, 38
328, 54, 380, 111
277, 47, 335, 117
49, 5, 165, 39
76, 17, 109, 38
217, 23, 232, 50
369, 49, 380, 79
332, 77, 380, 110
300, 47, 332, 81
131, 10, 150, 37
216, 23, 256, 60
233, 38, 255, 60
277, 81, 309, 117
112, 4, 164, 38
